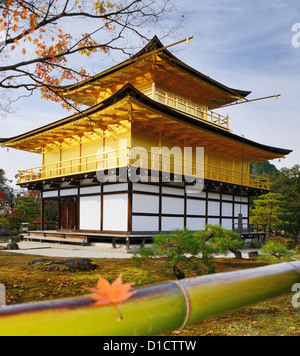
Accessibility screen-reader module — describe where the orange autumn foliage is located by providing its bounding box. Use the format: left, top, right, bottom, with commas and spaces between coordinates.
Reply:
0, 1, 180, 113
87, 275, 135, 319
0, 0, 120, 109
88, 275, 135, 320
88, 275, 135, 306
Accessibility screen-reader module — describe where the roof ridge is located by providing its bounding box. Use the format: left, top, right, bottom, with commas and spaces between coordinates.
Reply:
1, 83, 292, 157
129, 35, 177, 60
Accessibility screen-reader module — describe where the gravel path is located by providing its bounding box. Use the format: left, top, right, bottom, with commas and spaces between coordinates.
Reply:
0, 241, 260, 259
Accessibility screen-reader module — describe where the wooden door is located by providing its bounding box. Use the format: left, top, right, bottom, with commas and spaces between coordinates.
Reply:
61, 198, 69, 230
60, 197, 77, 230
68, 197, 77, 230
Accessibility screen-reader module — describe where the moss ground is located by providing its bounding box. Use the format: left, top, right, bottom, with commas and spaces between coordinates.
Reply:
0, 252, 299, 336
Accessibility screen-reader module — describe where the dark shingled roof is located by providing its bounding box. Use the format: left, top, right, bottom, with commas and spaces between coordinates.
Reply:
2, 83, 293, 157
57, 36, 252, 100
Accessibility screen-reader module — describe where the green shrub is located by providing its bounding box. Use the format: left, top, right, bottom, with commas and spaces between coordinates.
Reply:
205, 224, 245, 258
259, 241, 293, 264
133, 225, 245, 280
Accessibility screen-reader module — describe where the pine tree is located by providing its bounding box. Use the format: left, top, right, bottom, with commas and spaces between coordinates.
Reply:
250, 193, 286, 235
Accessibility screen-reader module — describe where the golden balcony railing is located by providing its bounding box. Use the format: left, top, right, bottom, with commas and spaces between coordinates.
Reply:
152, 87, 230, 130
18, 147, 130, 184
18, 147, 270, 190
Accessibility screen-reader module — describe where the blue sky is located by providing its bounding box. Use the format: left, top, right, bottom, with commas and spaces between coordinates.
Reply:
1, 0, 300, 187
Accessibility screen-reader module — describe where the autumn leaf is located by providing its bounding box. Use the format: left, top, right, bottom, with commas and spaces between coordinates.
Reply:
87, 275, 135, 320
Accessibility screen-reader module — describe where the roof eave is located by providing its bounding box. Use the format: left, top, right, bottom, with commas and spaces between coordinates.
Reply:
53, 36, 251, 102
1, 83, 292, 158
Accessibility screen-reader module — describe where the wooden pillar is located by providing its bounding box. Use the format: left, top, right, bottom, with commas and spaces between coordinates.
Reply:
128, 181, 133, 234
41, 197, 45, 231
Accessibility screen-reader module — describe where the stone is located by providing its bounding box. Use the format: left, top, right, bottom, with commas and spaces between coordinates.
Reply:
230, 249, 243, 259
26, 258, 98, 272
5, 242, 19, 250
248, 251, 259, 258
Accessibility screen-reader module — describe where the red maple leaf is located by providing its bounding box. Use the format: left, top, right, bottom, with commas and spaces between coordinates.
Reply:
87, 275, 135, 320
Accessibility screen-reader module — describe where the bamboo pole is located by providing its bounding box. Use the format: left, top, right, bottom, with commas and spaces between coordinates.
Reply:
0, 261, 299, 336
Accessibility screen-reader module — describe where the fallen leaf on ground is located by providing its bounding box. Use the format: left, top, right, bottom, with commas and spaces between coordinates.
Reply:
87, 275, 135, 320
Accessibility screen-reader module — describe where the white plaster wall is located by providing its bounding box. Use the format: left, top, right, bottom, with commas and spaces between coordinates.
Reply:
207, 218, 220, 225
221, 219, 233, 230
132, 194, 159, 214
222, 202, 233, 217
133, 183, 159, 193
186, 199, 206, 216
79, 196, 101, 230
186, 218, 206, 231
222, 194, 234, 201
80, 186, 101, 195
60, 188, 78, 197
103, 194, 128, 231
162, 197, 184, 215
162, 217, 184, 231
234, 204, 248, 218
208, 201, 220, 216
103, 183, 128, 193
208, 192, 220, 200
43, 190, 58, 198
162, 186, 185, 196
132, 216, 159, 232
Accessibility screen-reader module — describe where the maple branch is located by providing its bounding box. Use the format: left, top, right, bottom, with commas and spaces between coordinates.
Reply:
0, 0, 182, 113
4, 0, 145, 46
45, 62, 91, 80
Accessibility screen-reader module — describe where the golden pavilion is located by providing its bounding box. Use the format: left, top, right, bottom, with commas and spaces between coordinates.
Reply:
0, 36, 292, 246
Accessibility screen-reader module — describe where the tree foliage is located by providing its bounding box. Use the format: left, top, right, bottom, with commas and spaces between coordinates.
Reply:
134, 225, 244, 280
260, 241, 293, 263
0, 195, 40, 230
0, 169, 14, 211
277, 205, 300, 241
250, 161, 279, 182
271, 165, 300, 205
270, 165, 300, 240
0, 0, 181, 114
250, 193, 286, 233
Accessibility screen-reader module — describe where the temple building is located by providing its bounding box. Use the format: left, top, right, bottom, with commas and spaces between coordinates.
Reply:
0, 36, 292, 246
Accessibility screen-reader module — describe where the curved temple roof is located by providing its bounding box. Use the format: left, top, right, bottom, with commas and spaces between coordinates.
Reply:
53, 36, 251, 110
1, 83, 292, 159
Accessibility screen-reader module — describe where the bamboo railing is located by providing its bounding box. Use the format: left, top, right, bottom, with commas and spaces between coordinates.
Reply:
0, 261, 299, 336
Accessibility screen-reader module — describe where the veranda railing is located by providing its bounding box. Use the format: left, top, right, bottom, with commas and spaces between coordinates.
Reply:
18, 147, 270, 190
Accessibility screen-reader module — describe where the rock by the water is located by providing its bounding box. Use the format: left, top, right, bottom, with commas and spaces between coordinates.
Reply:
26, 258, 98, 272
5, 242, 19, 250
